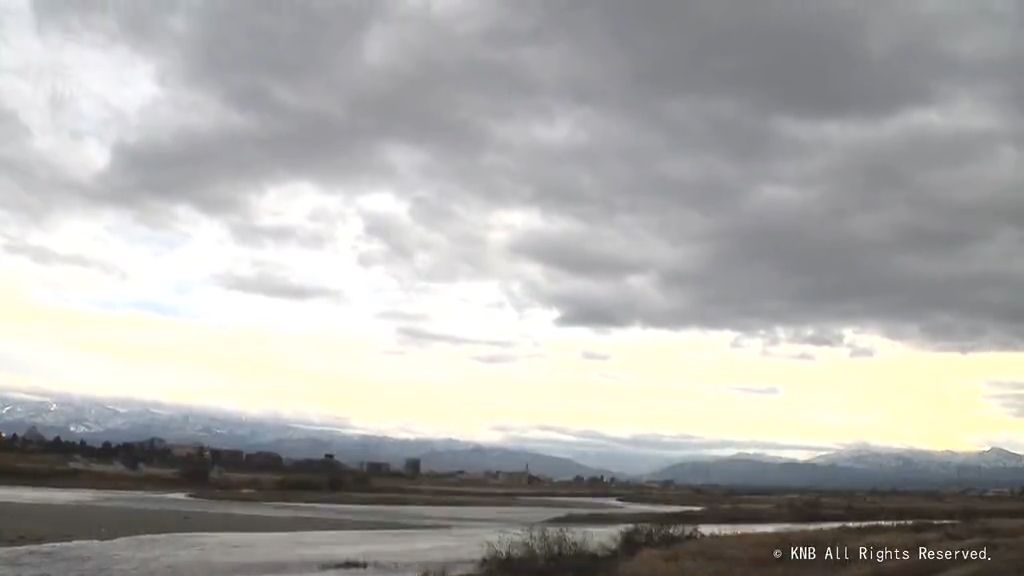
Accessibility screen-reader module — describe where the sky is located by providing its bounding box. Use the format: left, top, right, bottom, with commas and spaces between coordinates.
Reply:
1, 0, 1023, 457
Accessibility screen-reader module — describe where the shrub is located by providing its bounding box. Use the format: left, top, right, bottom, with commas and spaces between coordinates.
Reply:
476, 524, 702, 575
320, 559, 368, 569
480, 526, 604, 575
615, 524, 702, 557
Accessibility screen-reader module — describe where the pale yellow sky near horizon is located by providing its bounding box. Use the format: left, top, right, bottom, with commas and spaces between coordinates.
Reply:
4, 273, 1023, 453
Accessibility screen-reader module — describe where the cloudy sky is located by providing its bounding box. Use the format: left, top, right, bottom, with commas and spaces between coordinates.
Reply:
2, 0, 1023, 456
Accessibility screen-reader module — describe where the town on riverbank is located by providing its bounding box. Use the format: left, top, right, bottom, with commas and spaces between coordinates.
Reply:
0, 424, 651, 499
6, 424, 1024, 527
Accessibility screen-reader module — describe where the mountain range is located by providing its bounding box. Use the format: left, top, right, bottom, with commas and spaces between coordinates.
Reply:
419, 446, 613, 479
0, 389, 469, 465
3, 388, 1024, 488
648, 448, 1024, 490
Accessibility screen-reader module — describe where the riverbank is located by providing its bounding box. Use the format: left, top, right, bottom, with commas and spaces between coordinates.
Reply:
0, 501, 413, 547
0, 454, 635, 503
190, 488, 619, 508
549, 491, 1024, 525
447, 519, 1024, 576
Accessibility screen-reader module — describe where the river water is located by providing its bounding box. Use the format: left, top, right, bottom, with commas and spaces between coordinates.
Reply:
0, 486, 912, 576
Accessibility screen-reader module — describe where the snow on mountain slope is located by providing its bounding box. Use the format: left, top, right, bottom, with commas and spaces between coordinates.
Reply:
811, 445, 1024, 469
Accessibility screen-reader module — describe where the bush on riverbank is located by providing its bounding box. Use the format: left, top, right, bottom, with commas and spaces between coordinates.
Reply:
467, 524, 702, 576
615, 523, 703, 556
479, 526, 605, 575
427, 520, 1024, 576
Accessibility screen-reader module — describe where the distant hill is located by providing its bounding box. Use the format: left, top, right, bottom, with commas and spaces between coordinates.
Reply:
0, 388, 617, 477
419, 446, 614, 480
661, 452, 797, 465
650, 448, 1024, 490
0, 388, 471, 465
811, 446, 1024, 470
7, 387, 1024, 489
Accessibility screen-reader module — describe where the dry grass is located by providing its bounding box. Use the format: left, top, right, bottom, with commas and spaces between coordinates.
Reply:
453, 520, 1024, 576
467, 524, 702, 576
616, 520, 1024, 576
479, 526, 607, 575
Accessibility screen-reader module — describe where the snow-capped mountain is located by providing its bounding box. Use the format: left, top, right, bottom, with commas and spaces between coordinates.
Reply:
723, 452, 797, 463
0, 387, 618, 476
651, 445, 1024, 490
6, 387, 1024, 488
968, 447, 1024, 468
0, 388, 472, 463
810, 445, 1024, 470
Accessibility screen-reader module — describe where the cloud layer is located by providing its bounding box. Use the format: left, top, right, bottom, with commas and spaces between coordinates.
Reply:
3, 1, 1023, 352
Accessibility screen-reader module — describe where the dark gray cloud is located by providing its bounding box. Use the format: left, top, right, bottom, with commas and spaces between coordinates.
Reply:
215, 270, 338, 301
730, 386, 781, 396
987, 381, 1024, 418
1, 238, 122, 276
397, 326, 513, 348
848, 345, 877, 359
788, 328, 848, 348
732, 328, 874, 359
227, 220, 335, 249
356, 198, 493, 283
375, 310, 429, 323
14, 1, 1024, 350
471, 354, 518, 365
471, 353, 540, 365
0, 107, 94, 220
781, 352, 817, 362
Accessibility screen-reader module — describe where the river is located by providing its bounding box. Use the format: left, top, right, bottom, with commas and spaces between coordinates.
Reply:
0, 486, 915, 576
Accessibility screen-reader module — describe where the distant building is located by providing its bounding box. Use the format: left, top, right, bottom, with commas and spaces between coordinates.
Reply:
362, 461, 391, 475
431, 470, 480, 481
497, 471, 547, 486
133, 437, 168, 452
498, 471, 529, 485
404, 458, 421, 477
291, 456, 342, 473
499, 473, 543, 485
244, 451, 284, 469
209, 448, 245, 467
322, 454, 344, 470
498, 463, 546, 485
